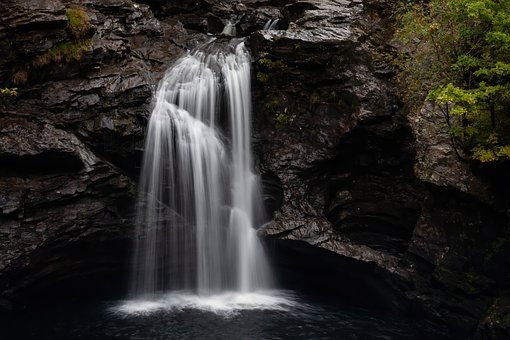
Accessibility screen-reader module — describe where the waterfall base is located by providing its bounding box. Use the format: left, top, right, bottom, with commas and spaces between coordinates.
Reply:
111, 290, 297, 316
0, 290, 449, 339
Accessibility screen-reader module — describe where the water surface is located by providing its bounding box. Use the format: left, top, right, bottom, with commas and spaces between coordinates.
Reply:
1, 290, 448, 339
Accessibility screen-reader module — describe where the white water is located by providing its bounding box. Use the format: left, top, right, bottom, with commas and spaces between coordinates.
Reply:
221, 22, 237, 36
112, 290, 299, 317
131, 40, 271, 297
263, 19, 280, 30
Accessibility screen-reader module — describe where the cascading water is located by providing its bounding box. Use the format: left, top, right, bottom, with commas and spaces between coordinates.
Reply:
263, 19, 280, 30
131, 40, 272, 297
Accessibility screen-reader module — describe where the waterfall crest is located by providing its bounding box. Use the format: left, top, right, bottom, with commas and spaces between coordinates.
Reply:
131, 40, 271, 296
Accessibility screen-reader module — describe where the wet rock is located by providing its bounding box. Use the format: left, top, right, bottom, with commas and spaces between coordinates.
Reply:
477, 295, 510, 339
0, 0, 67, 30
260, 170, 284, 221
0, 0, 509, 337
0, 118, 135, 302
0, 0, 187, 303
0, 0, 189, 177
0, 0, 68, 81
410, 103, 494, 204
252, 0, 399, 254
238, 7, 283, 35
0, 117, 95, 164
252, 0, 510, 336
273, 0, 362, 44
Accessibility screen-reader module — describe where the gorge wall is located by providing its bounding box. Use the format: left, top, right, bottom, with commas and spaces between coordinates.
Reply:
1, 0, 509, 338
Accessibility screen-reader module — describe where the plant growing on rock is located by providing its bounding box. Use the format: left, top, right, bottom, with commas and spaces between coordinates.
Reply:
256, 72, 269, 83
9, 6, 93, 84
66, 7, 91, 39
32, 7, 93, 65
255, 57, 288, 84
275, 112, 290, 129
263, 96, 292, 128
0, 87, 18, 96
258, 58, 288, 71
395, 0, 510, 163
34, 39, 93, 66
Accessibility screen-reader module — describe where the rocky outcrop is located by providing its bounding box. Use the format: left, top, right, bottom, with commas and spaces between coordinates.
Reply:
407, 105, 510, 337
0, 116, 134, 302
0, 0, 273, 306
252, 0, 413, 276
248, 0, 510, 337
410, 103, 495, 204
0, 0, 187, 305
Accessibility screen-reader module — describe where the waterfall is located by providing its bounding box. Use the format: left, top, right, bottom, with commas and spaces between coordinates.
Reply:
131, 40, 272, 297
263, 19, 280, 30
221, 21, 237, 36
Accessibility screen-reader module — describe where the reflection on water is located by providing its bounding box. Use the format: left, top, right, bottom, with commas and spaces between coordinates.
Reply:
1, 290, 449, 339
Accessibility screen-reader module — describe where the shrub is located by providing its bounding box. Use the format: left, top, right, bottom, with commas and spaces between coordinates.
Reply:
395, 0, 510, 163
0, 88, 18, 96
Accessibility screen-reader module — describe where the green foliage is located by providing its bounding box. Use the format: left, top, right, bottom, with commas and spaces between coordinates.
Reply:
485, 237, 509, 261
256, 72, 269, 83
0, 87, 18, 96
256, 58, 288, 85
264, 98, 280, 112
48, 39, 92, 63
274, 113, 290, 128
257, 58, 288, 72
504, 313, 510, 328
33, 39, 92, 67
9, 7, 91, 83
66, 7, 90, 39
395, 0, 510, 163
262, 96, 292, 128
46, 7, 91, 64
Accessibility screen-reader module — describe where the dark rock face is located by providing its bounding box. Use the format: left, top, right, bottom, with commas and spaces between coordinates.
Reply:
0, 0, 185, 305
405, 104, 510, 337
251, 0, 410, 263
1, 0, 509, 338
0, 117, 135, 302
248, 0, 510, 337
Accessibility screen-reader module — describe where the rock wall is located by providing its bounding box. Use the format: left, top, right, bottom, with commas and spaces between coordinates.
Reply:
1, 0, 509, 337
0, 0, 182, 304
249, 0, 510, 337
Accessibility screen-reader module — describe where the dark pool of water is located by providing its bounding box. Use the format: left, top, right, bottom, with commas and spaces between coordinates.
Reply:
0, 290, 449, 340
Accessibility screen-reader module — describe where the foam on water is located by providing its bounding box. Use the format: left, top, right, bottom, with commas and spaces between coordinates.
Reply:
111, 290, 299, 317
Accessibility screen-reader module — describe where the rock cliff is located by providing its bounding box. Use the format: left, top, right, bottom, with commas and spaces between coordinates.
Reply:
1, 0, 509, 337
